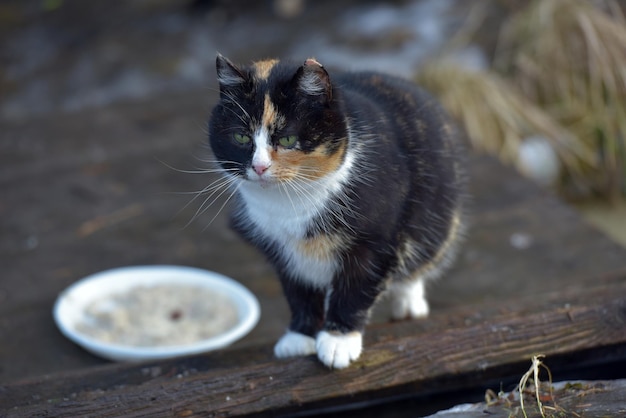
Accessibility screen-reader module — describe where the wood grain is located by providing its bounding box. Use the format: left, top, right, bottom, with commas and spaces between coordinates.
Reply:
4, 274, 626, 417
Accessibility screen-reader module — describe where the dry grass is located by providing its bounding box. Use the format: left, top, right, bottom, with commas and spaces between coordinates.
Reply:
517, 355, 555, 418
415, 63, 597, 191
484, 355, 578, 417
416, 0, 626, 199
496, 0, 626, 199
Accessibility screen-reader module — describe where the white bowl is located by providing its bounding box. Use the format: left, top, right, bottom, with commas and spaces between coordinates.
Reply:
53, 265, 260, 361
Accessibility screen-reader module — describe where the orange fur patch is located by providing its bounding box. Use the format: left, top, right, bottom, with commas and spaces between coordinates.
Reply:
253, 59, 278, 80
298, 232, 345, 261
262, 94, 279, 128
275, 140, 347, 182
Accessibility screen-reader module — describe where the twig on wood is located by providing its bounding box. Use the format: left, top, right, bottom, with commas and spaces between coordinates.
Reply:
77, 204, 144, 237
518, 354, 556, 418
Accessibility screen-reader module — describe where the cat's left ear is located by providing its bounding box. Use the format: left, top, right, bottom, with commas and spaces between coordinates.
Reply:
216, 53, 247, 89
294, 58, 332, 102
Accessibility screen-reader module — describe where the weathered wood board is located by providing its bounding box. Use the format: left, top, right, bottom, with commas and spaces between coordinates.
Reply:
2, 272, 626, 416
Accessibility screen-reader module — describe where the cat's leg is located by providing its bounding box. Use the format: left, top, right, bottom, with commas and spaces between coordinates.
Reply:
389, 209, 463, 320
274, 276, 325, 358
388, 277, 429, 320
317, 258, 385, 369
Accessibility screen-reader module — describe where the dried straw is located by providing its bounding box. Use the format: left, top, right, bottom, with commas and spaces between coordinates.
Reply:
415, 62, 597, 191
416, 0, 626, 199
517, 354, 554, 418
495, 0, 626, 198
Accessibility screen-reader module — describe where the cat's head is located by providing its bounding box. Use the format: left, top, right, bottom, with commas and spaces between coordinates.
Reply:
208, 54, 348, 188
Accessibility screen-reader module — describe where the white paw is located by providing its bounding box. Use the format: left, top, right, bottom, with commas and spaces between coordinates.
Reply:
391, 293, 430, 319
408, 296, 430, 318
389, 279, 430, 320
316, 330, 362, 369
274, 331, 317, 358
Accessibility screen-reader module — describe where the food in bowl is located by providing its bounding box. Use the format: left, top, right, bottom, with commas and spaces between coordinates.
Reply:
75, 284, 239, 347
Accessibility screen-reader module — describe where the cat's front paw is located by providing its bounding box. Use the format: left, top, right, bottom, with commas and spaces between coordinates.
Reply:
316, 330, 362, 369
274, 331, 317, 358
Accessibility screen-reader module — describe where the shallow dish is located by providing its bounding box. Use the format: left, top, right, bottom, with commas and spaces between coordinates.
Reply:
53, 265, 260, 361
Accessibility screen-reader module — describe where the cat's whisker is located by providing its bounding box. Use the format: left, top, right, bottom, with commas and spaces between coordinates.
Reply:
195, 176, 238, 210
156, 154, 242, 175
283, 178, 319, 210
223, 107, 248, 125
221, 91, 251, 122
194, 175, 237, 197
280, 180, 316, 215
175, 167, 238, 175
203, 182, 241, 231
278, 181, 299, 218
284, 178, 337, 234
184, 175, 239, 228
288, 172, 361, 228
194, 155, 241, 166
167, 169, 239, 225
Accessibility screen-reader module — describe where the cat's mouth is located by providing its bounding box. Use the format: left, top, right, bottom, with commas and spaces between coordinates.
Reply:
245, 173, 278, 189
257, 178, 276, 189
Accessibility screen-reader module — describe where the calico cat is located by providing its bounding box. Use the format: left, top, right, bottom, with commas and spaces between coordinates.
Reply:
208, 54, 465, 369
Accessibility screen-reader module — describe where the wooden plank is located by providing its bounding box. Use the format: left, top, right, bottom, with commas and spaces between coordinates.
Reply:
3, 272, 625, 417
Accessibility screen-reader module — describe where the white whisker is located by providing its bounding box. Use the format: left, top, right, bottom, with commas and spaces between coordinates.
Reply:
191, 176, 239, 222
221, 91, 251, 123
203, 182, 242, 231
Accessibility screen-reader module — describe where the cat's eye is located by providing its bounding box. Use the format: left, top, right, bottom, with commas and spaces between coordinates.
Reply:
233, 133, 251, 145
278, 135, 298, 148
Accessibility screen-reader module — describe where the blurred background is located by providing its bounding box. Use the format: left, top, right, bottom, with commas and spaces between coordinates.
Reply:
1, 0, 625, 242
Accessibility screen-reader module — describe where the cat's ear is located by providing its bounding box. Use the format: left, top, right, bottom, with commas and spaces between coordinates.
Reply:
294, 58, 332, 102
216, 53, 247, 89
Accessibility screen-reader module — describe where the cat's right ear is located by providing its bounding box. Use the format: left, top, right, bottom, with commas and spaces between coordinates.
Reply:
216, 53, 246, 90
294, 58, 332, 103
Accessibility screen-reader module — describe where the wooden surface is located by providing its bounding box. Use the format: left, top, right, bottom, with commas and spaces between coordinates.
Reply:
2, 272, 626, 416
1, 88, 626, 416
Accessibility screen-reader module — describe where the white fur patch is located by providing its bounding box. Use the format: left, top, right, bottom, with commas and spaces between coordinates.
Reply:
299, 72, 326, 96
249, 127, 272, 178
274, 331, 317, 358
316, 330, 362, 369
217, 67, 245, 87
388, 279, 430, 320
238, 149, 356, 288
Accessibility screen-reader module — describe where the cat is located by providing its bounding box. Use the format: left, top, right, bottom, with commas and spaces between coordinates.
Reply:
208, 54, 465, 369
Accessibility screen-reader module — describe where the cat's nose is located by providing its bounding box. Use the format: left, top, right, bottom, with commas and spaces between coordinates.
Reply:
253, 162, 271, 176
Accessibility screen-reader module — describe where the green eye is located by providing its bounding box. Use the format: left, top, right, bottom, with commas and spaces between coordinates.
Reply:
278, 135, 298, 148
233, 133, 251, 145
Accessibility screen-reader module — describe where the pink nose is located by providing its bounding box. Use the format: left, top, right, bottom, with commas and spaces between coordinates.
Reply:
253, 163, 270, 176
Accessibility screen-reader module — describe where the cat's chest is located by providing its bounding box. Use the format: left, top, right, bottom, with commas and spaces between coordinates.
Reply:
239, 186, 320, 238
238, 183, 342, 287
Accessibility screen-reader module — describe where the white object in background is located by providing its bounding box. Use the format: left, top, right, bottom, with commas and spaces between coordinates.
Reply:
518, 135, 561, 187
